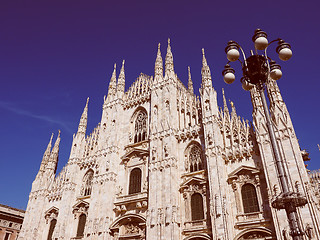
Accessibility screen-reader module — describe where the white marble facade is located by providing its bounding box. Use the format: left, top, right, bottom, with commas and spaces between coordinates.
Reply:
19, 40, 320, 240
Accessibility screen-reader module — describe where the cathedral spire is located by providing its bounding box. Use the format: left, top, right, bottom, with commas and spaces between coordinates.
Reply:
155, 43, 163, 79
117, 60, 125, 98
222, 88, 229, 113
51, 130, 61, 155
188, 66, 194, 94
165, 39, 174, 76
107, 63, 117, 101
77, 98, 89, 136
39, 133, 53, 173
230, 100, 237, 117
201, 48, 213, 88
48, 130, 61, 174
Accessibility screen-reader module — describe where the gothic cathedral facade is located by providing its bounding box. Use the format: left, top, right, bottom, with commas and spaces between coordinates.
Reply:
19, 40, 320, 240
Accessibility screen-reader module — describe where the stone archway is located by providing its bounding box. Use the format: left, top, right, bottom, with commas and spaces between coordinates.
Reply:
109, 214, 146, 240
235, 228, 273, 240
184, 233, 211, 240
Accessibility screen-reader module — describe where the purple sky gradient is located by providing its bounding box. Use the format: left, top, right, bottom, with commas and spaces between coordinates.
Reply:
1, 1, 319, 210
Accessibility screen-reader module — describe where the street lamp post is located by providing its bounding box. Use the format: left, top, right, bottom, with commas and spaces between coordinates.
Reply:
222, 29, 307, 240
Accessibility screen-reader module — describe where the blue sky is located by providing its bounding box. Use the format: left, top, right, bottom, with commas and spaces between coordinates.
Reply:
1, 0, 319, 210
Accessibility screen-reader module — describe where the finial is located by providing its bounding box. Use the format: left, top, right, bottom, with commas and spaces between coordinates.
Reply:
57, 130, 61, 137
155, 43, 163, 78
222, 89, 228, 112
113, 63, 116, 69
188, 66, 194, 93
230, 99, 237, 116
50, 133, 54, 143
86, 97, 89, 106
117, 59, 126, 96
202, 48, 208, 66
165, 38, 174, 74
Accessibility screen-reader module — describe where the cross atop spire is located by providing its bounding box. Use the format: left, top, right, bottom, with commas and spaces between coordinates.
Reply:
201, 48, 212, 88
155, 43, 163, 79
165, 38, 174, 75
188, 66, 194, 94
117, 60, 125, 98
107, 63, 117, 101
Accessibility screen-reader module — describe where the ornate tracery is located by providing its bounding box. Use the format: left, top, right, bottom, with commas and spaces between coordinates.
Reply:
81, 169, 94, 196
134, 111, 147, 143
185, 144, 204, 173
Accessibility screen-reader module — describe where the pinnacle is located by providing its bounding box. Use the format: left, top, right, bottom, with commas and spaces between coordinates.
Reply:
202, 48, 208, 66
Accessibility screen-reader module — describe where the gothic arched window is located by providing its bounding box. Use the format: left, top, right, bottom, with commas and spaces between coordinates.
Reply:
129, 168, 142, 194
191, 193, 204, 221
134, 111, 147, 143
76, 214, 86, 237
82, 170, 94, 196
241, 184, 259, 213
47, 219, 57, 240
189, 145, 203, 172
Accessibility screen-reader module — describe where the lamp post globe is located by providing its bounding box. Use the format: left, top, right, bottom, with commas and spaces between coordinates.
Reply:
254, 36, 269, 50
278, 48, 293, 61
224, 72, 236, 84
270, 68, 282, 80
227, 49, 240, 62
252, 28, 269, 50
241, 78, 254, 91
277, 40, 293, 61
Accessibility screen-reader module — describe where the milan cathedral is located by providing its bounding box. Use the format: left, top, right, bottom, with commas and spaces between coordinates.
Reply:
19, 40, 320, 240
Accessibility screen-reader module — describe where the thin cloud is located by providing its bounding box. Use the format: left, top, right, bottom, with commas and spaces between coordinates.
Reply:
0, 101, 74, 134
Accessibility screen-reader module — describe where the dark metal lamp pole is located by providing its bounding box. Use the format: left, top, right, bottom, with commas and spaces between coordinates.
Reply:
222, 29, 307, 240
